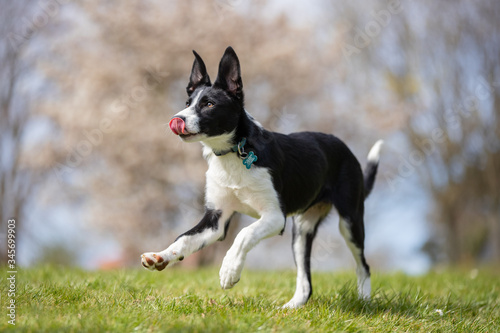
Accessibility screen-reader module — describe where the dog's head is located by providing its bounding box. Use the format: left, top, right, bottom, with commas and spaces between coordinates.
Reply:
169, 47, 244, 148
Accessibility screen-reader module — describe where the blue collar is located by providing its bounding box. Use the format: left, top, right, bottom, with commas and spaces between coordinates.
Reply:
213, 137, 258, 169
213, 138, 247, 157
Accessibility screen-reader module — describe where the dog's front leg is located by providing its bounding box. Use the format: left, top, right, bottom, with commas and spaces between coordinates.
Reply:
141, 208, 233, 271
219, 212, 285, 289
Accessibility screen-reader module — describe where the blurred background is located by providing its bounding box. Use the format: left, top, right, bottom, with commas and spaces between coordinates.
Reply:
1, 0, 499, 274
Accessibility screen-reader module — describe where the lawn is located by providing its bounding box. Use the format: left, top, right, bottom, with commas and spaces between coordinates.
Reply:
1, 265, 499, 332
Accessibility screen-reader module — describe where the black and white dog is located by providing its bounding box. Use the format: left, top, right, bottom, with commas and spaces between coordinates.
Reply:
141, 47, 383, 308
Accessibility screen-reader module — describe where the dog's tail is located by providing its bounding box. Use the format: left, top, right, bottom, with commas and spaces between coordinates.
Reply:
363, 140, 383, 199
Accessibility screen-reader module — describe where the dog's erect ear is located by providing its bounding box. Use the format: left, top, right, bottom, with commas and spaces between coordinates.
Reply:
186, 50, 211, 96
214, 46, 243, 99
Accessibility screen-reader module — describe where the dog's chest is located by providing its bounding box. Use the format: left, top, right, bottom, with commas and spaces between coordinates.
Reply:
205, 154, 280, 216
207, 155, 254, 186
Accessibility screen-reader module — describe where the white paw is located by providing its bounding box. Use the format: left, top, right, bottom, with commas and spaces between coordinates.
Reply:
357, 276, 371, 301
282, 297, 307, 309
141, 252, 169, 271
219, 255, 243, 289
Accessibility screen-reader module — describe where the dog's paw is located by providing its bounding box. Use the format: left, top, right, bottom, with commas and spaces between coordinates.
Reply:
219, 255, 243, 289
282, 298, 306, 309
141, 252, 169, 271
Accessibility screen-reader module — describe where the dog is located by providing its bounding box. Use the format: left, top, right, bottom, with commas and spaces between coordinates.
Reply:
141, 46, 383, 308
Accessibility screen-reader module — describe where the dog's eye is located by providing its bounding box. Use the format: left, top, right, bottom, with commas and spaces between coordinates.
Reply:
185, 101, 190, 107
206, 101, 214, 108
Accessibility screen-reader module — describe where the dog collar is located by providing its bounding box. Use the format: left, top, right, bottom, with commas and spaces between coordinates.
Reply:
213, 138, 244, 157
213, 138, 258, 169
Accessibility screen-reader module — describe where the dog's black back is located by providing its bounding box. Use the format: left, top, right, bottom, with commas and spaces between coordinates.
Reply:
244, 129, 365, 217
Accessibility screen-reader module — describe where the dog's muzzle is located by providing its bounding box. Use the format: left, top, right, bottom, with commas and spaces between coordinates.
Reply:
169, 117, 186, 135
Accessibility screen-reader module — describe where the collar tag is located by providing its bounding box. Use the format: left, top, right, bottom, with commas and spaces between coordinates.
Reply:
213, 137, 258, 169
242, 151, 258, 169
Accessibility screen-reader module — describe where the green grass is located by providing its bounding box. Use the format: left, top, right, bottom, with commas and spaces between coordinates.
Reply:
1, 266, 499, 332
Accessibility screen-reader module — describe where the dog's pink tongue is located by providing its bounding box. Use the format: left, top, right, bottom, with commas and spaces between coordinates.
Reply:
169, 117, 186, 135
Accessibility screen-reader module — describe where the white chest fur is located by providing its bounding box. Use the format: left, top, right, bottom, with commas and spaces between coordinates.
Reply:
204, 150, 280, 218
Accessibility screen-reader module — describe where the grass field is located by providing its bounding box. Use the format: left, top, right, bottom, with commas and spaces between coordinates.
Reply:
1, 265, 499, 332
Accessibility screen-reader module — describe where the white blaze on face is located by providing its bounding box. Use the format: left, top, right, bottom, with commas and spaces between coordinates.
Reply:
173, 88, 205, 134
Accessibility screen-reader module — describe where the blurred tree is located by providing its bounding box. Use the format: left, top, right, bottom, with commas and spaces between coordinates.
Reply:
319, 0, 499, 265
0, 1, 38, 264
389, 0, 500, 264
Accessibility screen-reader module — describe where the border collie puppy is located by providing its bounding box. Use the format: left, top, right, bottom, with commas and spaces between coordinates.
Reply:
142, 46, 383, 308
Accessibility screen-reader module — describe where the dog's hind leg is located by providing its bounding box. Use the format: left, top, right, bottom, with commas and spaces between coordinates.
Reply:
283, 203, 332, 309
338, 215, 371, 300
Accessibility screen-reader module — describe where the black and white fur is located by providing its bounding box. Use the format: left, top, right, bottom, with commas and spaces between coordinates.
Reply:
141, 47, 383, 308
